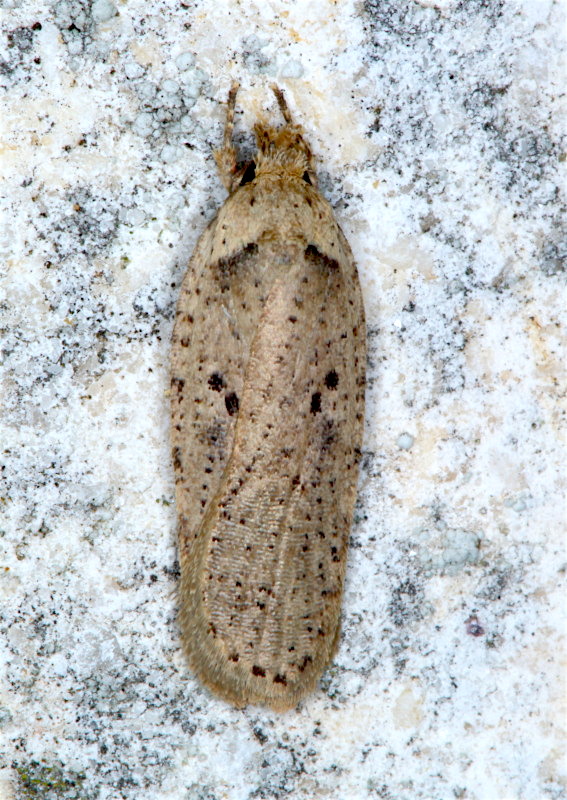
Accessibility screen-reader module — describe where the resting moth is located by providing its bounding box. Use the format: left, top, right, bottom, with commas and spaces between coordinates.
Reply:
170, 83, 365, 711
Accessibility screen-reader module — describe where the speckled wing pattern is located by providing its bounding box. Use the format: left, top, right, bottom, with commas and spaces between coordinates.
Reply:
170, 88, 365, 710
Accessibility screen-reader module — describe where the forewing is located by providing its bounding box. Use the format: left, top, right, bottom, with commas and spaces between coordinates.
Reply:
185, 242, 365, 709
171, 222, 273, 559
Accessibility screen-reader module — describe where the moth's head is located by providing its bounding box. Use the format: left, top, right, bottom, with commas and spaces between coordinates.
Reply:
219, 85, 318, 191
249, 122, 316, 186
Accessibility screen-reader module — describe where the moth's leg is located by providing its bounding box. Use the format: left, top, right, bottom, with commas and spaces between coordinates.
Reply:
271, 84, 293, 125
214, 82, 240, 192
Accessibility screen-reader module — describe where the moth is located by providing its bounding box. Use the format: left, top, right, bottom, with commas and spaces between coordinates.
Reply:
170, 83, 365, 710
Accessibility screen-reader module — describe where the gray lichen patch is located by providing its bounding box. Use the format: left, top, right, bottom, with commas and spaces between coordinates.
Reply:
33, 187, 120, 261
421, 527, 481, 575
52, 0, 118, 56
0, 22, 44, 85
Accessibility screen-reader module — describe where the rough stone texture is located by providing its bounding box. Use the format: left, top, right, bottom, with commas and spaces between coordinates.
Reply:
0, 0, 564, 798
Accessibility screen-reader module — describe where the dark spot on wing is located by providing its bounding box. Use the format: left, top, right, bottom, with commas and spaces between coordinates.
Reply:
225, 392, 239, 416
208, 372, 226, 391
324, 370, 339, 389
304, 244, 339, 271
214, 243, 259, 276
310, 392, 321, 414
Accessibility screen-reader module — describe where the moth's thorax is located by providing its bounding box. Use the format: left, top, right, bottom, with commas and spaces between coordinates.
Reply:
211, 177, 341, 265
247, 167, 311, 188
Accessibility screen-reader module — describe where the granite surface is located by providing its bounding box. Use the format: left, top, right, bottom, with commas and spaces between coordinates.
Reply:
0, 0, 565, 798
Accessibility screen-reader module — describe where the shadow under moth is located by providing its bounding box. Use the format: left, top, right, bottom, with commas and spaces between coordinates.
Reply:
170, 83, 366, 711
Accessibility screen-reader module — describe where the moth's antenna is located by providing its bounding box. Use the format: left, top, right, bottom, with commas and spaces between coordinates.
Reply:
271, 84, 293, 125
214, 82, 241, 192
224, 81, 240, 150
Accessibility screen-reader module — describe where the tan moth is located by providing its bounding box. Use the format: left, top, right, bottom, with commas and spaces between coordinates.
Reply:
170, 83, 366, 711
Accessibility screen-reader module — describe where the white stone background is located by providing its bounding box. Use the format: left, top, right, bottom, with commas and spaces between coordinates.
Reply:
0, 0, 565, 798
